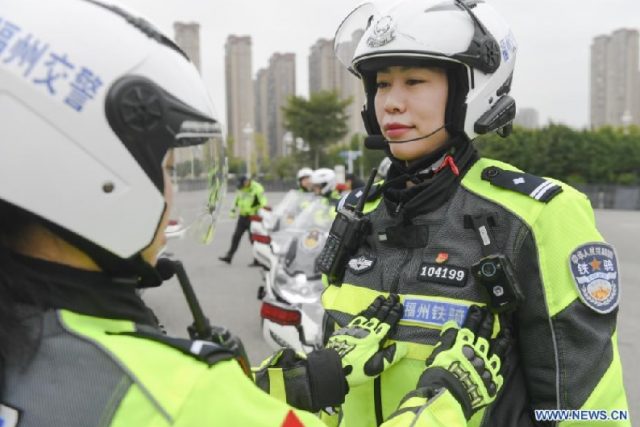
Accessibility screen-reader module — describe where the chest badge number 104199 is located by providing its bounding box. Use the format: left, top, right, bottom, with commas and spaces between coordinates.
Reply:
417, 263, 468, 287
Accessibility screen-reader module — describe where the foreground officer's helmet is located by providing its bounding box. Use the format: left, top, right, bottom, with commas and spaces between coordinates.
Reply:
0, 0, 226, 279
334, 0, 518, 140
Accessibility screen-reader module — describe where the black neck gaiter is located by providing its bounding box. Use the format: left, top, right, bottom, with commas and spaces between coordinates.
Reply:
383, 137, 479, 221
7, 252, 158, 326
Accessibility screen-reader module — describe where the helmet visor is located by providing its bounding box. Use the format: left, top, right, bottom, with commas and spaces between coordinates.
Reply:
334, 2, 378, 74
168, 121, 227, 245
335, 0, 489, 74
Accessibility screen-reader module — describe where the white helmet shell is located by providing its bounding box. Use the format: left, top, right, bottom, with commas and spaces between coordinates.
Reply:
0, 0, 224, 260
310, 168, 337, 196
297, 167, 314, 180
334, 0, 517, 140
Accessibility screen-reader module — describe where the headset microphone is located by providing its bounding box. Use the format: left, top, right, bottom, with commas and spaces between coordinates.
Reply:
364, 124, 447, 150
364, 135, 387, 150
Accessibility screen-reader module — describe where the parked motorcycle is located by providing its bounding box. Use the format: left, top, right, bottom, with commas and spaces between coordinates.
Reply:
250, 190, 315, 270
259, 198, 335, 353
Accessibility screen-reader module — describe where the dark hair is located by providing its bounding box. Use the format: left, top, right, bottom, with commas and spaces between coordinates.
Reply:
0, 200, 37, 398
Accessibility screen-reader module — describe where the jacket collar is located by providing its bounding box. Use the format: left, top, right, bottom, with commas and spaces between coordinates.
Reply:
8, 253, 158, 326
383, 137, 478, 220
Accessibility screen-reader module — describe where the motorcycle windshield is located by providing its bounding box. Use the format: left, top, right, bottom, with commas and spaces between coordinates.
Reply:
271, 198, 334, 260
283, 228, 328, 279
271, 190, 316, 231
290, 198, 335, 231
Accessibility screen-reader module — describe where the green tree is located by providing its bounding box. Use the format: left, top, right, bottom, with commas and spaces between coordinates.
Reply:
254, 132, 269, 176
271, 155, 297, 180
283, 91, 351, 168
475, 124, 640, 185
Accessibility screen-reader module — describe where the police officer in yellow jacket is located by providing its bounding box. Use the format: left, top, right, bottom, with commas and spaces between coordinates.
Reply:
219, 175, 267, 265
0, 1, 512, 426
320, 0, 631, 426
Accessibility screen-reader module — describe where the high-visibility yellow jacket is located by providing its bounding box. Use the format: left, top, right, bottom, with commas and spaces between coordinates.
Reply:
2, 256, 472, 427
321, 157, 630, 427
234, 180, 267, 216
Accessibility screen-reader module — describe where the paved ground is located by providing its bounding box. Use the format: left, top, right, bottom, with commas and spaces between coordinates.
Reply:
143, 191, 639, 421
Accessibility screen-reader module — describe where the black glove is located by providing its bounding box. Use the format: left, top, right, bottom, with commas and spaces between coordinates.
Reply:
254, 347, 347, 413
326, 294, 407, 387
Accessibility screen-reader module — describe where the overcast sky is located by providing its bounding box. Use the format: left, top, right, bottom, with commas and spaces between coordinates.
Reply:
120, 0, 640, 129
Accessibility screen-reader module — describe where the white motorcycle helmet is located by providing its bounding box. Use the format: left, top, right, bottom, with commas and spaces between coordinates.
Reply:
310, 168, 337, 196
334, 0, 518, 141
296, 167, 314, 180
0, 0, 227, 284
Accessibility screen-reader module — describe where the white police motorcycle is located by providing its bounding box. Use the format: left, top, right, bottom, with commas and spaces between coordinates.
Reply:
250, 190, 315, 270
259, 197, 335, 353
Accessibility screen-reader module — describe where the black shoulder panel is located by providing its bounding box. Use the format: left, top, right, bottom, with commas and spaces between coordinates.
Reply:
112, 326, 235, 366
481, 166, 563, 203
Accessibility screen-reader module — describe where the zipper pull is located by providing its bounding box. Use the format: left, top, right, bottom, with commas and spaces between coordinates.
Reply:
394, 201, 403, 215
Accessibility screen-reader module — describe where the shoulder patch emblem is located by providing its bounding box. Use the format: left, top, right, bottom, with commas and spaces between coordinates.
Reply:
481, 166, 562, 203
569, 242, 620, 314
347, 255, 376, 275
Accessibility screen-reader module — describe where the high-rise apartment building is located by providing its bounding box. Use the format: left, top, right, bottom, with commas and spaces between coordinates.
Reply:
590, 29, 640, 128
254, 68, 269, 140
309, 37, 365, 141
267, 53, 296, 158
309, 39, 338, 94
173, 22, 201, 72
255, 54, 296, 159
225, 35, 254, 158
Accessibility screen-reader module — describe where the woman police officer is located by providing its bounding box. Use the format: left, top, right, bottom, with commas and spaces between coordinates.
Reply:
322, 0, 630, 426
0, 0, 509, 426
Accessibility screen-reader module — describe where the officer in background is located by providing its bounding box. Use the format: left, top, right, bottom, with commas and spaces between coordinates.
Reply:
0, 1, 511, 426
297, 167, 314, 192
322, 0, 630, 426
218, 175, 267, 265
311, 168, 342, 204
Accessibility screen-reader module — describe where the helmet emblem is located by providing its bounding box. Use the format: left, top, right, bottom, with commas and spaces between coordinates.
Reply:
367, 15, 396, 47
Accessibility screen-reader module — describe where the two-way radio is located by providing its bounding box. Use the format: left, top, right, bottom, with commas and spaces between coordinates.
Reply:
317, 168, 378, 286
